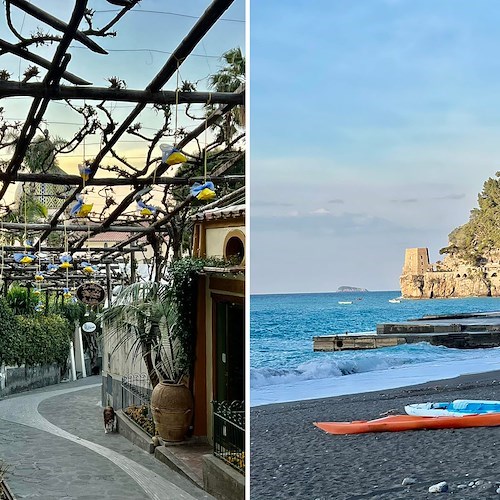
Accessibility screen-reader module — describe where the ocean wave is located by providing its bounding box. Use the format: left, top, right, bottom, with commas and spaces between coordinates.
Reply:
250, 343, 496, 388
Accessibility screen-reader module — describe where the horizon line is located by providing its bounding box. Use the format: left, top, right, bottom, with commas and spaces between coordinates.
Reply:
250, 289, 401, 297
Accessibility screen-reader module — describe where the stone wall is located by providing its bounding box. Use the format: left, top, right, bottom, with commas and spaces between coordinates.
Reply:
400, 249, 500, 298
0, 363, 61, 397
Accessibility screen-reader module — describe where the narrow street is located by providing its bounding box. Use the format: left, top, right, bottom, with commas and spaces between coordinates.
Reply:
0, 376, 212, 499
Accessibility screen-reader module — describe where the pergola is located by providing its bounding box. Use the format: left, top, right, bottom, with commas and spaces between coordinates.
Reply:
0, 0, 245, 302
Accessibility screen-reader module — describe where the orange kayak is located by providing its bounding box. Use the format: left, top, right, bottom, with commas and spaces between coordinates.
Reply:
314, 413, 500, 435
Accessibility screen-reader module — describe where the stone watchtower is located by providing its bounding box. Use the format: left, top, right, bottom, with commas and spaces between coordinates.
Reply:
403, 248, 430, 275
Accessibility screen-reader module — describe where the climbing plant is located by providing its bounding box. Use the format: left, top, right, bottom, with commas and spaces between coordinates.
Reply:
167, 256, 229, 373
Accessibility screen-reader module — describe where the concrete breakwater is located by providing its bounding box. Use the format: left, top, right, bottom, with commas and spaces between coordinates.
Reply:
313, 312, 500, 351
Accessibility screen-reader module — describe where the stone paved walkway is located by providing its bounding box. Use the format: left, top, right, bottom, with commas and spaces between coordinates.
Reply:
0, 376, 213, 500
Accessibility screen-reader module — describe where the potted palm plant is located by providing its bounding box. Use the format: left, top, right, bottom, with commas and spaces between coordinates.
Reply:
100, 281, 193, 442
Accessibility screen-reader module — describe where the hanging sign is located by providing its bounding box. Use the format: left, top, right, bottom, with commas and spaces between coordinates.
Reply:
82, 322, 97, 333
76, 283, 106, 305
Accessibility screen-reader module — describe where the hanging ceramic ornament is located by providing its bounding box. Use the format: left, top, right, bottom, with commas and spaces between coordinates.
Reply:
34, 273, 44, 282
78, 162, 92, 182
137, 199, 156, 216
33, 289, 41, 297
23, 238, 33, 248
47, 263, 59, 273
63, 287, 73, 299
59, 253, 73, 269
160, 144, 187, 166
190, 181, 216, 201
135, 186, 152, 198
13, 252, 36, 265
80, 261, 97, 275
34, 301, 44, 312
70, 195, 93, 218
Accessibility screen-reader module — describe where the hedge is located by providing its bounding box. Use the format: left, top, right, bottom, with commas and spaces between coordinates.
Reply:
0, 298, 23, 366
0, 299, 72, 367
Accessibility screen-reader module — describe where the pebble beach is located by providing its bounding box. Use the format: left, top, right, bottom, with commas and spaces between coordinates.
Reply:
250, 370, 500, 499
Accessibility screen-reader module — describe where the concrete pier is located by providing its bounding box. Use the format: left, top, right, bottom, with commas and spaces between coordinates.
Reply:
313, 312, 500, 352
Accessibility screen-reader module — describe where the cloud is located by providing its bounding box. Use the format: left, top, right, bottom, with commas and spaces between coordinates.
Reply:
390, 193, 465, 203
310, 208, 331, 215
252, 211, 408, 236
390, 198, 419, 203
251, 200, 294, 208
328, 199, 344, 204
433, 193, 466, 200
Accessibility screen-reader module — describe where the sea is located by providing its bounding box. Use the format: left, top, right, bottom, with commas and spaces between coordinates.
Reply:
250, 291, 500, 407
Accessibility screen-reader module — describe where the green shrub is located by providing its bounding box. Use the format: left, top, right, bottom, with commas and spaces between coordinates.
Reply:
6, 286, 38, 315
0, 297, 72, 367
16, 315, 72, 366
0, 298, 23, 366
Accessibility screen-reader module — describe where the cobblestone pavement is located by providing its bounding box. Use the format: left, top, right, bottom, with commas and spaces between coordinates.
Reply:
0, 376, 213, 500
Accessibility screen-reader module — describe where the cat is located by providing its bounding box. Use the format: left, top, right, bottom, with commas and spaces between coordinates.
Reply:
103, 406, 116, 434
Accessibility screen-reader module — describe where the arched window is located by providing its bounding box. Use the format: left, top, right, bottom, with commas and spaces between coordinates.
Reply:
224, 230, 245, 265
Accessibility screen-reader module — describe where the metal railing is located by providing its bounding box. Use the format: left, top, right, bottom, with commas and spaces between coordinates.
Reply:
212, 400, 245, 474
121, 373, 152, 409
120, 373, 155, 435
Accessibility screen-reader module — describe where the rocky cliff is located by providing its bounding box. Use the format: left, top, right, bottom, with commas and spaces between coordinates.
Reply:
400, 173, 500, 298
400, 252, 500, 299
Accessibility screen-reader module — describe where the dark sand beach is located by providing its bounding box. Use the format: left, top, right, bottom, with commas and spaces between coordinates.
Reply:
250, 371, 500, 499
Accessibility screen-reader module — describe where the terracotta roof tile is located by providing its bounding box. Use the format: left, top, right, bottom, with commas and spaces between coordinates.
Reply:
191, 204, 245, 222
89, 231, 131, 242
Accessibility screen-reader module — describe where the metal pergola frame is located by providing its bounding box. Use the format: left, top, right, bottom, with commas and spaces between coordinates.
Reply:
0, 0, 245, 295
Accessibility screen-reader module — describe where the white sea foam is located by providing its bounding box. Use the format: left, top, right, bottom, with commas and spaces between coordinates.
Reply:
250, 345, 500, 407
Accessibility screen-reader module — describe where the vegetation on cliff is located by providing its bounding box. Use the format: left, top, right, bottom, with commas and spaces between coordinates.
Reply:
440, 172, 500, 265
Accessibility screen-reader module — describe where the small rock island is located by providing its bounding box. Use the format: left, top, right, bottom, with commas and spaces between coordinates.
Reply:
337, 286, 368, 293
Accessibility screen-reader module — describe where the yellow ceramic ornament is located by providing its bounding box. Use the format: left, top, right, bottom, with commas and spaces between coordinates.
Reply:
35, 274, 44, 281
160, 144, 186, 166
77, 203, 93, 217
166, 151, 187, 166
197, 187, 216, 201
78, 162, 92, 181
140, 207, 154, 216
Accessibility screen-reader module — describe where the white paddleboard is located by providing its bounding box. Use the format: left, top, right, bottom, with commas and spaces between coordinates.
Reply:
405, 400, 500, 417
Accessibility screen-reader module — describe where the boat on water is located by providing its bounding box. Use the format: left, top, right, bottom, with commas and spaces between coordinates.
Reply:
405, 400, 500, 417
314, 412, 500, 434
338, 301, 353, 305
388, 298, 401, 303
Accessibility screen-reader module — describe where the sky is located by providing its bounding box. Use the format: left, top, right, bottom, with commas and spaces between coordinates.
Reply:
250, 0, 500, 294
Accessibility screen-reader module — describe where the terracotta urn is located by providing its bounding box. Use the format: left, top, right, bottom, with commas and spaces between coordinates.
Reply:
150, 382, 193, 442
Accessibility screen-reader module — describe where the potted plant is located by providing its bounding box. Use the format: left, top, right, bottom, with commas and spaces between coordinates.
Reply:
100, 281, 193, 442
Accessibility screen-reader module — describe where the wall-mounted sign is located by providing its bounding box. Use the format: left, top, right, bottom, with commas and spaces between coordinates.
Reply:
76, 283, 106, 305
82, 322, 97, 333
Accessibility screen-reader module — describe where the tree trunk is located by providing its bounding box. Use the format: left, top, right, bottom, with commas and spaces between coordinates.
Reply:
142, 344, 159, 388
